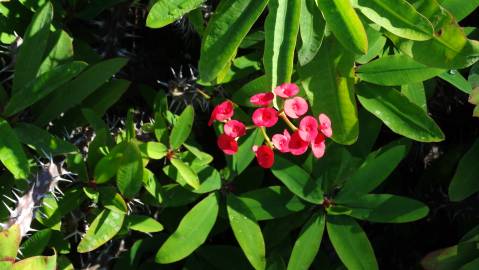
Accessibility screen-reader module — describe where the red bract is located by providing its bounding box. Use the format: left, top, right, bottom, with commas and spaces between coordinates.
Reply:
319, 113, 332, 137
298, 116, 318, 142
224, 120, 246, 138
252, 108, 278, 127
284, 97, 308, 119
272, 129, 291, 153
253, 145, 275, 169
208, 101, 234, 126
250, 92, 274, 106
288, 131, 309, 156
217, 134, 238, 155
274, 83, 300, 98
311, 133, 326, 159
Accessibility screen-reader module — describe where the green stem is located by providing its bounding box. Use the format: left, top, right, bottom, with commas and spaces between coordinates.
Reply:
279, 112, 298, 131
260, 127, 273, 148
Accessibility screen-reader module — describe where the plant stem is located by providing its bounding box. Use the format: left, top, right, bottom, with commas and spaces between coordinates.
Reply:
260, 127, 273, 148
279, 112, 298, 131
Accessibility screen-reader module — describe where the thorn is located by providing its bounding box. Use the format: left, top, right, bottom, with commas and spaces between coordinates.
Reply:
43, 202, 53, 209
2, 201, 14, 214
51, 192, 58, 201
57, 177, 72, 183
3, 195, 16, 203
13, 188, 23, 194
17, 249, 23, 256
28, 228, 38, 232
54, 186, 64, 195
11, 191, 20, 200
132, 199, 144, 205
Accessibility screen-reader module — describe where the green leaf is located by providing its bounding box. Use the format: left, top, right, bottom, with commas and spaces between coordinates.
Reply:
353, 0, 433, 41
298, 0, 325, 65
94, 142, 126, 184
238, 186, 307, 221
264, 0, 301, 89
142, 168, 164, 204
199, 0, 268, 82
14, 123, 78, 156
77, 209, 125, 253
271, 155, 323, 204
227, 194, 266, 270
12, 2, 53, 93
401, 82, 427, 111
439, 70, 472, 94
139, 142, 168, 160
341, 194, 429, 223
39, 188, 86, 227
170, 158, 200, 189
170, 105, 194, 149
126, 215, 164, 233
357, 83, 445, 142
420, 242, 479, 270
0, 225, 21, 266
287, 213, 325, 270
448, 138, 479, 201
146, 0, 205, 28
317, 0, 368, 54
299, 36, 358, 145
439, 0, 479, 21
357, 55, 445, 86
336, 139, 410, 201
0, 118, 30, 179
233, 128, 264, 175
327, 215, 378, 270
231, 75, 269, 107
184, 143, 213, 165
20, 229, 52, 258
116, 142, 144, 198
38, 30, 74, 75
156, 192, 219, 264
460, 257, 479, 270
12, 253, 56, 270
356, 24, 387, 64
98, 187, 128, 213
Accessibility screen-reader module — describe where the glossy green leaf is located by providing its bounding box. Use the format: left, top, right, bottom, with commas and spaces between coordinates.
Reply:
127, 215, 164, 233
77, 209, 125, 253
139, 142, 168, 160
99, 187, 128, 213
299, 36, 358, 145
233, 128, 264, 175
448, 138, 479, 201
264, 0, 301, 89
421, 242, 479, 270
439, 70, 472, 94
317, 0, 368, 54
38, 30, 74, 75
227, 194, 266, 270
271, 155, 323, 204
39, 188, 86, 227
142, 168, 163, 204
439, 0, 479, 21
156, 193, 219, 263
199, 0, 268, 82
146, 0, 205, 28
287, 213, 325, 270
0, 225, 21, 265
327, 215, 378, 270
94, 142, 126, 184
12, 253, 56, 270
357, 55, 445, 86
0, 118, 29, 179
12, 2, 53, 93
170, 158, 200, 189
401, 82, 427, 111
184, 143, 213, 165
298, 0, 325, 65
14, 123, 78, 156
232, 75, 269, 107
353, 0, 433, 41
116, 142, 144, 198
170, 105, 194, 149
357, 83, 445, 142
356, 24, 387, 64
20, 229, 52, 258
238, 186, 307, 221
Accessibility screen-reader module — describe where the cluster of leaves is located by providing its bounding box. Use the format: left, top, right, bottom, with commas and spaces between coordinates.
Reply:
0, 0, 478, 269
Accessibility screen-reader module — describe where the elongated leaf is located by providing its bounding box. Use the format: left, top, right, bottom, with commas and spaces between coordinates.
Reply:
117, 142, 143, 198
199, 0, 268, 82
38, 30, 74, 75
298, 0, 325, 65
139, 142, 168, 160
227, 194, 266, 270
233, 128, 264, 174
232, 75, 269, 108
353, 0, 433, 41
12, 253, 56, 270
264, 0, 301, 89
448, 138, 479, 201
0, 225, 21, 265
342, 194, 429, 223
357, 55, 445, 86
94, 142, 126, 184
357, 83, 445, 142
421, 242, 479, 270
146, 0, 205, 28
439, 0, 479, 21
287, 213, 325, 270
317, 0, 368, 54
238, 186, 306, 221
127, 215, 164, 233
271, 155, 323, 204
401, 82, 427, 111
170, 158, 200, 189
327, 215, 378, 270
39, 188, 86, 227
14, 123, 78, 156
0, 118, 29, 179
20, 229, 52, 258
460, 257, 479, 270
12, 2, 53, 93
439, 70, 472, 94
356, 24, 387, 64
299, 36, 358, 145
77, 209, 125, 253
170, 105, 194, 149
156, 193, 219, 263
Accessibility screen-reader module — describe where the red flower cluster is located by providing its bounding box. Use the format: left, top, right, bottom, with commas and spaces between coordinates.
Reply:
210, 83, 332, 169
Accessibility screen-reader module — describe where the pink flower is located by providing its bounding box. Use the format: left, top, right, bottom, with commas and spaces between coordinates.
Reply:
284, 97, 308, 119
208, 101, 234, 126
298, 116, 318, 142
272, 129, 291, 153
224, 120, 246, 138
252, 108, 278, 127
217, 134, 238, 155
250, 92, 274, 106
311, 133, 326, 159
319, 113, 332, 138
274, 83, 300, 98
288, 131, 309, 156
253, 145, 275, 169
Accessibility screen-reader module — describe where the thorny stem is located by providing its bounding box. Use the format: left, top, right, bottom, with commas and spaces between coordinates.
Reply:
260, 127, 273, 148
196, 88, 211, 99
279, 111, 298, 131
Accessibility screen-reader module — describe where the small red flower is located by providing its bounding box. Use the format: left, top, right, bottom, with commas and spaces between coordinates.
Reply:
253, 145, 275, 169
311, 133, 326, 159
252, 108, 278, 127
319, 113, 332, 138
223, 120, 246, 138
208, 101, 234, 126
272, 129, 291, 153
298, 116, 318, 142
274, 83, 300, 98
288, 131, 309, 156
217, 134, 238, 155
284, 97, 308, 119
250, 92, 274, 106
